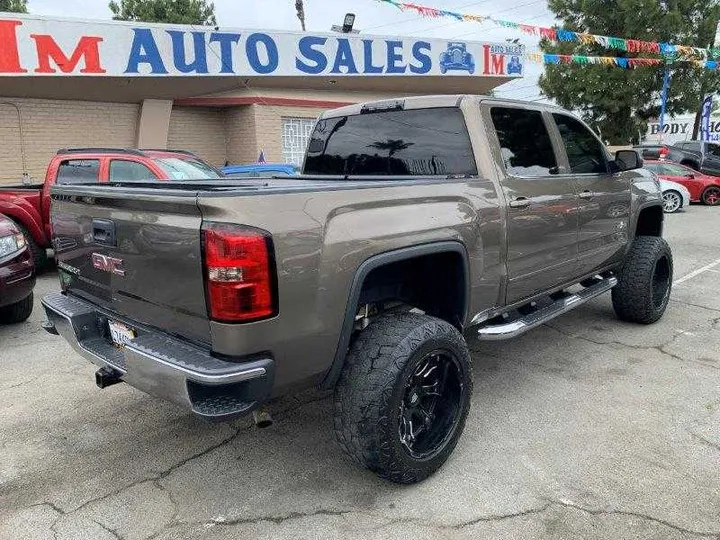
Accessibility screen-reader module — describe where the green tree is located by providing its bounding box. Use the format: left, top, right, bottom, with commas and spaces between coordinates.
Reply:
0, 0, 28, 12
109, 0, 217, 25
539, 0, 720, 144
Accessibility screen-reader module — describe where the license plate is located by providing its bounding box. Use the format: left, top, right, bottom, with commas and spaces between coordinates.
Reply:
108, 320, 136, 347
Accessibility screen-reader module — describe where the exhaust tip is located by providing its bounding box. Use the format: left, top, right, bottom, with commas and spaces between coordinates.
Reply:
95, 366, 123, 389
252, 408, 273, 428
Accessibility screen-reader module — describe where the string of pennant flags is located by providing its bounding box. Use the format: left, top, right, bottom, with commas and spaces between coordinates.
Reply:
375, 0, 720, 65
525, 52, 720, 70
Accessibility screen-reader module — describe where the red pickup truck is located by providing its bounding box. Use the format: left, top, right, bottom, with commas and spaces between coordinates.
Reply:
0, 148, 223, 266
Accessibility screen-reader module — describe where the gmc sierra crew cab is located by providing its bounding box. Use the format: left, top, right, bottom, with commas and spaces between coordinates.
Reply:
42, 95, 672, 484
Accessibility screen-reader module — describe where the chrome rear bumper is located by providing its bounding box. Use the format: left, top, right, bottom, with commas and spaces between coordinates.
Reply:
42, 292, 273, 422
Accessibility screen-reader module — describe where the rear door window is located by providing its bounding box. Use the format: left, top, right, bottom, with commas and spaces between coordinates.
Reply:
552, 114, 609, 174
56, 159, 101, 183
109, 160, 157, 181
489, 107, 558, 177
706, 143, 720, 158
303, 107, 477, 176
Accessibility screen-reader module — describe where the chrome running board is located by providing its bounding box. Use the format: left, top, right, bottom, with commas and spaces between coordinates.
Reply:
476, 276, 618, 341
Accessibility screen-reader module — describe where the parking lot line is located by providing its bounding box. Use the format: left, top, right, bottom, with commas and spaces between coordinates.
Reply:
673, 257, 720, 285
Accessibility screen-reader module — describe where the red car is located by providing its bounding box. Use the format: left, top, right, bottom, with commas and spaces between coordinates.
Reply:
643, 160, 720, 206
0, 214, 35, 323
0, 148, 222, 267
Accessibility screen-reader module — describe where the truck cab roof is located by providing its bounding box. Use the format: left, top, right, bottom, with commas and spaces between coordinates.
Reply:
318, 95, 565, 120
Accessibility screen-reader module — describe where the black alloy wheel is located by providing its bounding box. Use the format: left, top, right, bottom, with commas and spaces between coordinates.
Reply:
398, 350, 464, 460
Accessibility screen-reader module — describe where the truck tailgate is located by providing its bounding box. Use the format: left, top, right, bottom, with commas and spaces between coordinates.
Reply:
50, 188, 210, 344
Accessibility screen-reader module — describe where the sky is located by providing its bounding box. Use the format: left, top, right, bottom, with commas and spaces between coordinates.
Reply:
25, 0, 558, 101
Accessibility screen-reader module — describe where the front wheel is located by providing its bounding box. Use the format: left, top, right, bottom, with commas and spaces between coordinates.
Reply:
612, 236, 673, 324
701, 186, 720, 206
662, 190, 682, 213
333, 313, 473, 484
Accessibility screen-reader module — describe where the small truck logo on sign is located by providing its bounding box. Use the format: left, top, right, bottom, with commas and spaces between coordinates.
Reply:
92, 253, 125, 276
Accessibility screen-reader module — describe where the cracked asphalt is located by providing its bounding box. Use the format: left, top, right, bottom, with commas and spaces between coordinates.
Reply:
1, 205, 719, 540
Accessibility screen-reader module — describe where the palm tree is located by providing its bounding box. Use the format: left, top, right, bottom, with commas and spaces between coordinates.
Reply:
295, 0, 306, 31
368, 139, 414, 157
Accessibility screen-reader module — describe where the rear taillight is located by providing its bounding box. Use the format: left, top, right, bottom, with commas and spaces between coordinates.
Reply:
202, 223, 277, 323
659, 146, 669, 159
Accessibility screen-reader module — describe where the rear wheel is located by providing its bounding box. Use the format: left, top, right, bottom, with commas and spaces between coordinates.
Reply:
701, 186, 720, 206
662, 190, 682, 213
333, 313, 473, 484
612, 236, 673, 324
0, 292, 33, 324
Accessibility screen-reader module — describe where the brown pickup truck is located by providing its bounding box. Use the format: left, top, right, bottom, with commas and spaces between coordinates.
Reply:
42, 95, 671, 483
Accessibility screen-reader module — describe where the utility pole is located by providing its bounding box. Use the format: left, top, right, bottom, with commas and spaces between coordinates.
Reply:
295, 0, 306, 31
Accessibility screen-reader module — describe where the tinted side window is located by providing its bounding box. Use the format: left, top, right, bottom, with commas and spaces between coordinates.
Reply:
706, 143, 720, 157
56, 159, 101, 184
109, 160, 156, 181
664, 164, 691, 175
303, 107, 477, 176
552, 114, 608, 174
490, 107, 558, 177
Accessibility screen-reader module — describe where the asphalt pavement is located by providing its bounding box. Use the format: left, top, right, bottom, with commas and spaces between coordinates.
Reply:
1, 205, 719, 540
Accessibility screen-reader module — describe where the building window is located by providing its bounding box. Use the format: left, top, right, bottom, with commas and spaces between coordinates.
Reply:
282, 117, 315, 165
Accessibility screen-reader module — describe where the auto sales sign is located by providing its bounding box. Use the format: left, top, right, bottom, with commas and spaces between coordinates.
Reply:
0, 13, 524, 78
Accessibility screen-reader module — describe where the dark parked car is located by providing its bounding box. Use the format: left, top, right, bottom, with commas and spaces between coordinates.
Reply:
667, 141, 720, 177
0, 214, 35, 324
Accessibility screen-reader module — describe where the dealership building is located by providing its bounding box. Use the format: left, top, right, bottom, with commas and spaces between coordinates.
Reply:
0, 13, 524, 184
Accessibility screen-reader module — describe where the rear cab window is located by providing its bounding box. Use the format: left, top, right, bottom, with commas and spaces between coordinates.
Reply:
303, 107, 477, 177
56, 159, 101, 184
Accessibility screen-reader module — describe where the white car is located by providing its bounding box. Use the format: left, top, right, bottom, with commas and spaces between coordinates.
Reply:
659, 179, 691, 213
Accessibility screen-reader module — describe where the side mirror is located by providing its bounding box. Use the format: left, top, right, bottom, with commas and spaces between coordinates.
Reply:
614, 150, 643, 171
686, 173, 695, 179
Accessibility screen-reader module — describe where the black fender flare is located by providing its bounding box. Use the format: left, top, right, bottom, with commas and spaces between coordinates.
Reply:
629, 200, 664, 242
320, 241, 470, 390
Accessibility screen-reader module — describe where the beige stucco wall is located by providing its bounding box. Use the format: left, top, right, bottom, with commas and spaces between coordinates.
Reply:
225, 106, 257, 165
167, 106, 228, 167
0, 97, 138, 184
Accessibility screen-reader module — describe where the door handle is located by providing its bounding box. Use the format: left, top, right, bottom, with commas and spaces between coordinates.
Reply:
579, 190, 594, 199
509, 197, 531, 209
